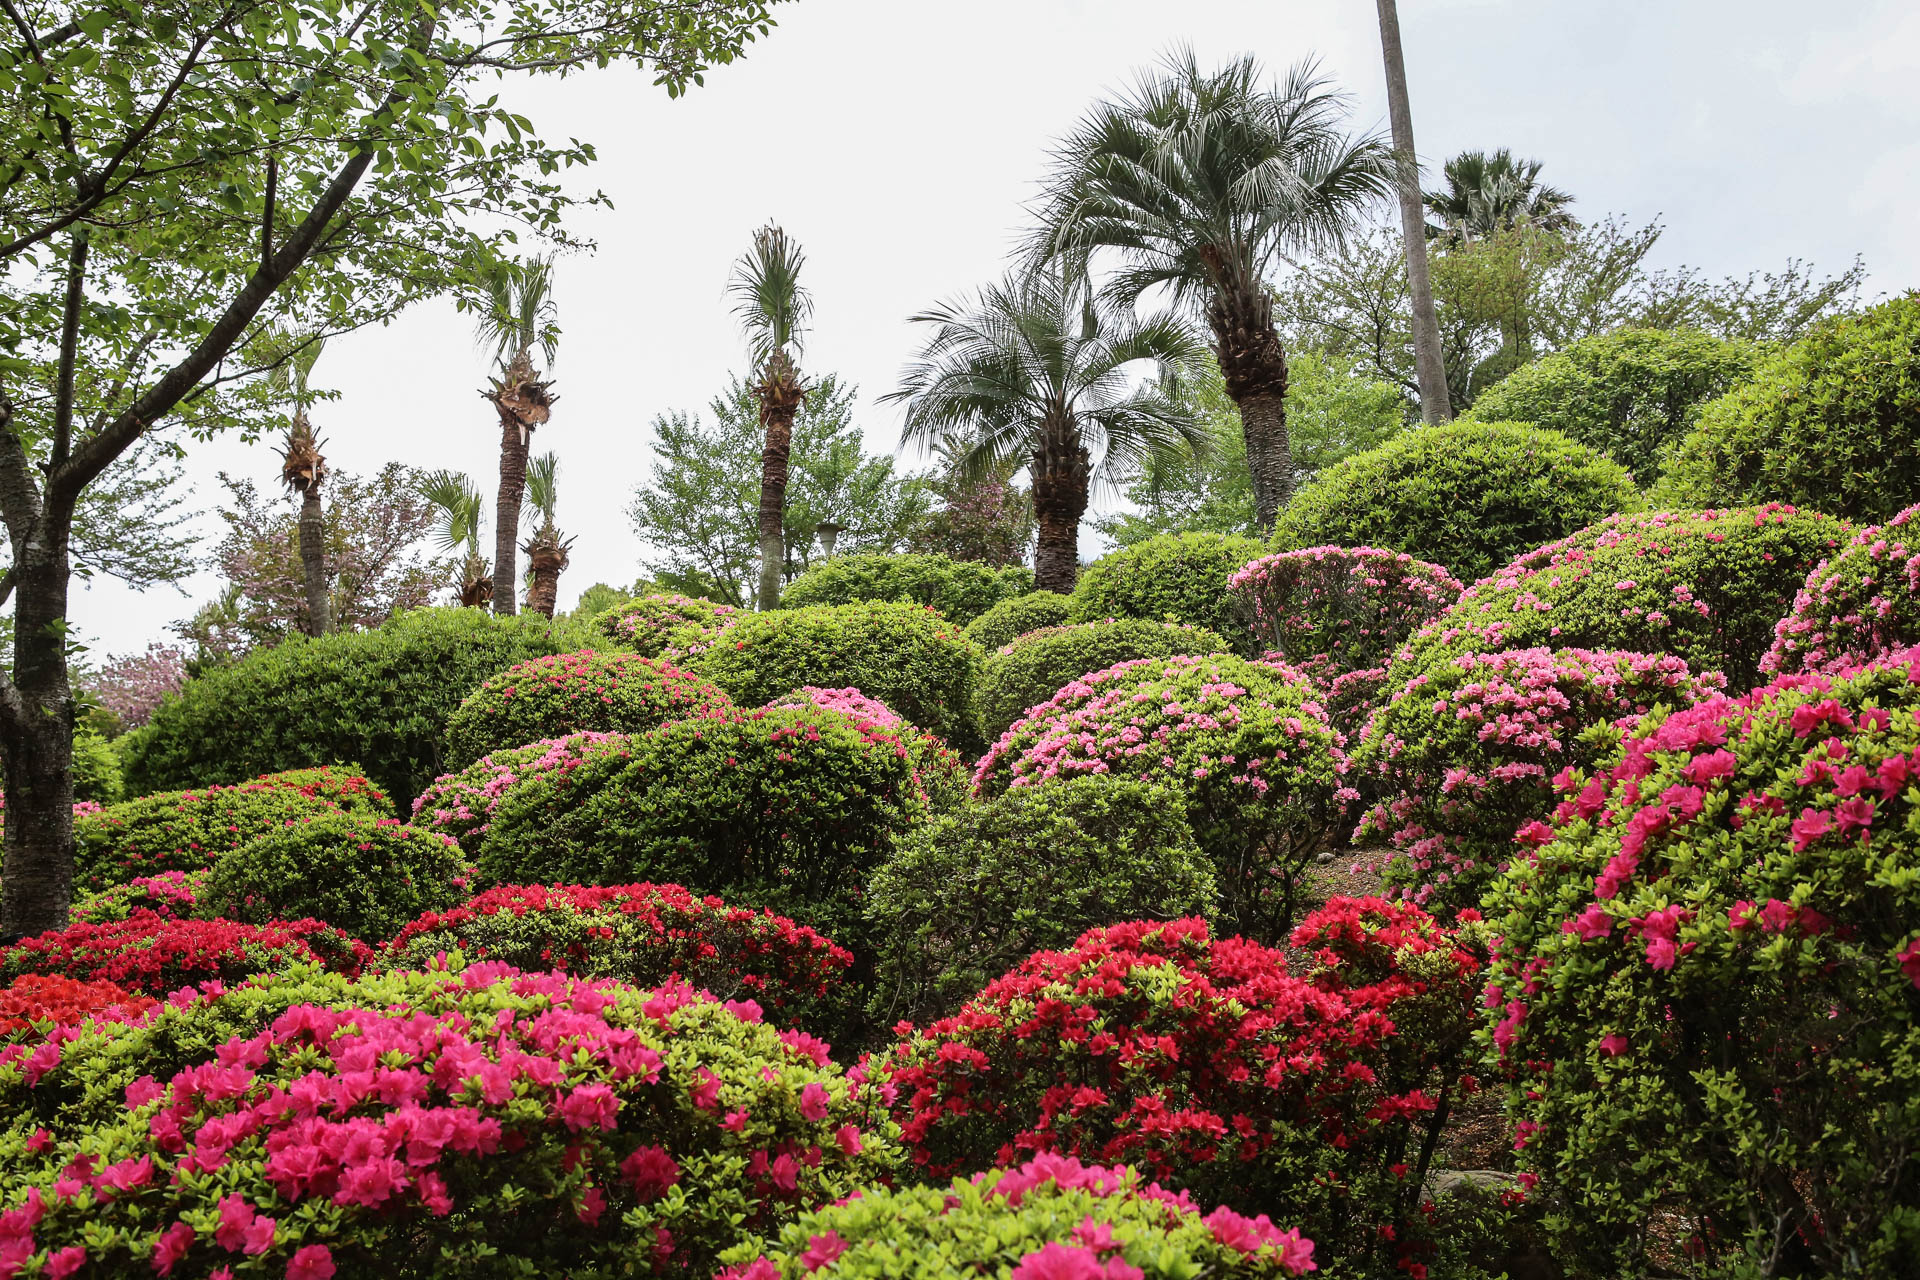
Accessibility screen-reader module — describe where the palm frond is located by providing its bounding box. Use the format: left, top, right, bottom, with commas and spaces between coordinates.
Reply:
524, 452, 560, 525
262, 325, 325, 403
469, 251, 560, 371
415, 469, 486, 555
727, 223, 813, 370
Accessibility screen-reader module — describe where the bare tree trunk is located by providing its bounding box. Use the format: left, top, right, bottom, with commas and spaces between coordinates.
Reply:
0, 504, 77, 941
1029, 424, 1090, 595
1208, 279, 1294, 534
485, 348, 552, 616
1376, 0, 1453, 424
755, 354, 804, 611
297, 487, 330, 636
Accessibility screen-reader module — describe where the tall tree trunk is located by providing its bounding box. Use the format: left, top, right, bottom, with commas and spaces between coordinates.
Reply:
524, 539, 568, 618
0, 506, 77, 941
1376, 0, 1453, 425
297, 487, 330, 636
1029, 423, 1090, 595
754, 353, 804, 611
485, 348, 553, 616
1208, 278, 1293, 534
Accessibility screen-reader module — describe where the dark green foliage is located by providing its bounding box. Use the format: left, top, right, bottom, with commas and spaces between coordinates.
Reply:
203, 812, 466, 943
1655, 293, 1920, 522
961, 591, 1074, 653
121, 608, 584, 805
779, 552, 1032, 625
1270, 422, 1643, 585
1462, 327, 1761, 479
865, 777, 1216, 1028
1069, 532, 1264, 651
977, 619, 1231, 744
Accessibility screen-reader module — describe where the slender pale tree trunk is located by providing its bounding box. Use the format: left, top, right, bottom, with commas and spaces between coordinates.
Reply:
1029, 423, 1090, 594
1207, 275, 1293, 534
754, 352, 804, 611
297, 487, 330, 635
486, 348, 552, 615
1376, 0, 1453, 424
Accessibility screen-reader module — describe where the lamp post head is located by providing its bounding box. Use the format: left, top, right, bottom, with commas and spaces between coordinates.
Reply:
814, 521, 846, 559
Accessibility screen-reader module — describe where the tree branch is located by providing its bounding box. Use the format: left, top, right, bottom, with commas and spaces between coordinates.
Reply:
51, 231, 87, 469
260, 152, 276, 271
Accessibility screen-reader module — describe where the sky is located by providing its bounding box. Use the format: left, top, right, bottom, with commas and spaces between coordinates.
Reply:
71, 0, 1920, 660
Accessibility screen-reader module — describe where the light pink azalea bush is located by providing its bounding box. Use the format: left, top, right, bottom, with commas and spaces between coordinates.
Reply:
593, 591, 741, 659
767, 686, 968, 811
1764, 500, 1920, 675
1481, 646, 1920, 1276
411, 731, 630, 848
1230, 546, 1462, 675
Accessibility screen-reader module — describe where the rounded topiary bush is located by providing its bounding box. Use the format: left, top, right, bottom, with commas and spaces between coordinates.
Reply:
0, 913, 362, 993
865, 776, 1216, 1028
975, 654, 1347, 939
121, 607, 583, 803
592, 591, 739, 659
1482, 648, 1920, 1278
1765, 500, 1920, 676
1355, 648, 1725, 912
442, 649, 733, 770
1396, 505, 1851, 690
70, 726, 123, 804
976, 618, 1231, 743
382, 883, 852, 1028
961, 589, 1074, 653
1270, 422, 1644, 586
779, 552, 1031, 626
1229, 546, 1463, 675
1461, 327, 1762, 478
1069, 532, 1264, 651
764, 686, 968, 812
410, 731, 629, 848
718, 1155, 1317, 1280
875, 907, 1487, 1272
1654, 292, 1920, 523
202, 812, 467, 942
692, 601, 985, 751
0, 974, 156, 1045
0, 965, 897, 1278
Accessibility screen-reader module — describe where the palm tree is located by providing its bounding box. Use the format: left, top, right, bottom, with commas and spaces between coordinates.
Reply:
520, 451, 574, 618
727, 224, 812, 611
418, 470, 491, 608
886, 264, 1206, 594
471, 253, 558, 617
1423, 149, 1576, 246
1037, 49, 1395, 533
1374, 0, 1452, 425
267, 334, 331, 636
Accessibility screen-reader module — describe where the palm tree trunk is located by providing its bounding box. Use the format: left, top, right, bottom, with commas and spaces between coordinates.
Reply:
1029, 424, 1090, 595
485, 348, 553, 617
297, 487, 330, 636
755, 354, 804, 611
1208, 280, 1293, 534
526, 566, 560, 617
1376, 0, 1453, 425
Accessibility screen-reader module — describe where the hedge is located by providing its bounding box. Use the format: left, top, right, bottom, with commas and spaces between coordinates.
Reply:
960, 590, 1074, 653
591, 591, 740, 659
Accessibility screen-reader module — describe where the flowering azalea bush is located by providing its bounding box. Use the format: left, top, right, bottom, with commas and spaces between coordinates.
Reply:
1354, 648, 1724, 912
381, 883, 852, 1029
765, 687, 968, 811
978, 619, 1232, 742
876, 908, 1488, 1271
1480, 647, 1920, 1277
1069, 532, 1264, 653
975, 654, 1347, 939
779, 552, 1032, 626
0, 975, 156, 1044
410, 731, 630, 848
1230, 546, 1463, 675
962, 589, 1074, 653
1764, 500, 1920, 676
0, 914, 363, 993
204, 813, 467, 943
441, 649, 734, 770
71, 869, 208, 924
0, 964, 897, 1278
1395, 505, 1850, 690
717, 1154, 1316, 1280
593, 591, 740, 659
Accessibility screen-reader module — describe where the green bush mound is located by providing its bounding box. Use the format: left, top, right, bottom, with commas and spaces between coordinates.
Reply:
1765, 499, 1920, 676
1483, 647, 1920, 1278
442, 648, 734, 770
70, 727, 123, 804
763, 686, 969, 813
692, 600, 985, 752
864, 776, 1216, 1028
1655, 292, 1920, 523
1461, 327, 1761, 478
976, 618, 1231, 744
961, 589, 1073, 652
202, 811, 467, 942
592, 591, 739, 659
1394, 505, 1851, 690
1270, 421, 1644, 586
779, 551, 1031, 625
120, 607, 584, 803
1068, 531, 1263, 651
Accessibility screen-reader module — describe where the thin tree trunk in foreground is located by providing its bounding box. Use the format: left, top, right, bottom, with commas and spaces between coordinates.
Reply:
1376, 0, 1453, 424
298, 488, 330, 635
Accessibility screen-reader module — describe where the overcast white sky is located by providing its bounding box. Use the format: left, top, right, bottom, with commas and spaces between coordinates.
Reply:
72, 0, 1920, 660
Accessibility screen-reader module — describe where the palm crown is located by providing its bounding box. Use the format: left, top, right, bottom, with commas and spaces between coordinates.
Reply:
728, 223, 812, 373
471, 253, 560, 373
1423, 149, 1576, 246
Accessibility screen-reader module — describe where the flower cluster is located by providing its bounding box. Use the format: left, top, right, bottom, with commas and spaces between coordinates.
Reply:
1479, 646, 1920, 1276
70, 869, 208, 924
1353, 648, 1724, 912
1764, 500, 1920, 676
593, 592, 741, 659
1229, 546, 1462, 675
0, 975, 156, 1044
719, 1154, 1315, 1280
977, 619, 1232, 743
410, 731, 630, 847
767, 687, 968, 810
0, 914, 363, 994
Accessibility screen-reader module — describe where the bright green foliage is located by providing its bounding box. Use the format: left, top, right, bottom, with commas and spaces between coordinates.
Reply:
693, 601, 985, 751
1069, 532, 1264, 652
121, 608, 584, 804
203, 812, 466, 942
780, 553, 1032, 625
1482, 652, 1920, 1277
69, 728, 123, 805
441, 650, 734, 770
592, 592, 739, 659
1271, 422, 1643, 585
961, 590, 1075, 653
1656, 293, 1920, 523
977, 619, 1231, 743
1462, 327, 1761, 479
865, 776, 1216, 1028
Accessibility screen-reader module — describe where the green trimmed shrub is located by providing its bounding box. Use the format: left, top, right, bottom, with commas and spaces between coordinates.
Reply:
977, 618, 1231, 743
410, 731, 629, 848
692, 601, 985, 751
1766, 500, 1920, 675
865, 776, 1216, 1028
592, 591, 739, 658
779, 552, 1031, 625
1462, 327, 1761, 478
961, 589, 1073, 653
70, 727, 122, 804
202, 811, 467, 942
442, 649, 733, 770
121, 607, 584, 803
1655, 293, 1920, 522
1069, 532, 1263, 651
1270, 422, 1643, 585
763, 686, 969, 813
